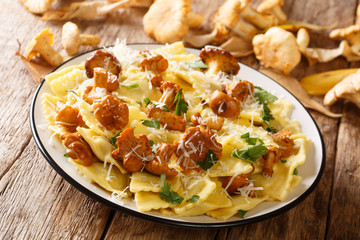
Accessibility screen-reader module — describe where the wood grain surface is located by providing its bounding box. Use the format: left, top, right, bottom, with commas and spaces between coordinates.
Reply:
0, 0, 359, 239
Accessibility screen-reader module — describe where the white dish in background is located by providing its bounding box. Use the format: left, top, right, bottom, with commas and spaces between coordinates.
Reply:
30, 44, 325, 228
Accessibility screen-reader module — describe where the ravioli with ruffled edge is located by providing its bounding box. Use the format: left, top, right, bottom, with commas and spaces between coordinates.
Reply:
41, 40, 310, 221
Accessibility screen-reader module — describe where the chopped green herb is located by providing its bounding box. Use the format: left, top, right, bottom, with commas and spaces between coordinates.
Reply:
237, 209, 247, 218
174, 88, 188, 116
254, 86, 278, 104
121, 83, 139, 89
64, 153, 70, 158
293, 168, 298, 175
254, 87, 278, 133
241, 132, 258, 145
65, 90, 78, 96
111, 131, 122, 148
149, 139, 154, 147
141, 119, 160, 129
280, 158, 287, 163
159, 173, 184, 204
185, 60, 208, 69
186, 195, 200, 203
90, 110, 94, 113
197, 150, 218, 170
136, 100, 142, 106
144, 98, 151, 107
232, 143, 268, 163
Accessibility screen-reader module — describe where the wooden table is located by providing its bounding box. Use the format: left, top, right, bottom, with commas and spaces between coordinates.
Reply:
1, 0, 359, 239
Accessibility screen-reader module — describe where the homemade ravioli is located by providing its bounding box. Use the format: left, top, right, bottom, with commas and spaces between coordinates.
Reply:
41, 41, 310, 221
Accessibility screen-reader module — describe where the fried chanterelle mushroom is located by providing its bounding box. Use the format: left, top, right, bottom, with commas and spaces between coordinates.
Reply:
199, 47, 240, 76
253, 27, 301, 74
324, 70, 360, 108
143, 0, 203, 43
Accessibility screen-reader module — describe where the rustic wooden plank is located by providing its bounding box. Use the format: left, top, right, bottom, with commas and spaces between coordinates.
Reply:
0, 139, 111, 239
104, 213, 219, 240
327, 103, 360, 239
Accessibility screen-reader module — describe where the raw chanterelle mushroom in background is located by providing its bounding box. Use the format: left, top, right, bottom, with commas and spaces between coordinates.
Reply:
324, 70, 360, 109
143, 0, 203, 44
25, 29, 63, 67
62, 22, 101, 56
253, 27, 301, 74
19, 0, 55, 14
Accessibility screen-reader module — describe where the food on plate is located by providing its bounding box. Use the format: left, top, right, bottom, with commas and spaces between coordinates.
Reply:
324, 70, 360, 109
25, 29, 63, 67
62, 22, 101, 56
41, 41, 310, 221
143, 0, 203, 44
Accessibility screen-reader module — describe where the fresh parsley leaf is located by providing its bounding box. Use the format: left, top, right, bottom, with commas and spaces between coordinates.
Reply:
262, 102, 275, 122
174, 89, 188, 116
65, 90, 78, 96
238, 209, 247, 218
121, 83, 139, 89
111, 131, 122, 148
197, 150, 218, 170
261, 102, 277, 133
141, 119, 160, 129
254, 86, 278, 104
241, 132, 258, 145
144, 98, 151, 107
254, 87, 278, 133
232, 143, 268, 163
90, 110, 94, 113
136, 100, 142, 106
185, 60, 208, 69
149, 139, 154, 147
64, 153, 70, 158
159, 173, 184, 204
186, 195, 200, 203
280, 158, 287, 163
293, 168, 298, 175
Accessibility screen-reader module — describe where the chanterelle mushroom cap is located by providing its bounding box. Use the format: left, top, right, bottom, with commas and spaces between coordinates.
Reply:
199, 47, 240, 76
252, 27, 301, 74
257, 0, 287, 24
330, 25, 360, 46
62, 21, 100, 56
324, 70, 360, 108
143, 0, 202, 44
25, 29, 63, 67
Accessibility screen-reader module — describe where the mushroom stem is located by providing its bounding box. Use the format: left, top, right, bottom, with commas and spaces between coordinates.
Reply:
38, 44, 64, 67
80, 34, 101, 47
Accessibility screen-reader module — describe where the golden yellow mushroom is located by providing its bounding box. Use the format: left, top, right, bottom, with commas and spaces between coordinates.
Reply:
25, 29, 63, 67
143, 0, 203, 44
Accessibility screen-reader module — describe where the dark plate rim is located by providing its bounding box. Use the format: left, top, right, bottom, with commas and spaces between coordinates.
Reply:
30, 43, 326, 229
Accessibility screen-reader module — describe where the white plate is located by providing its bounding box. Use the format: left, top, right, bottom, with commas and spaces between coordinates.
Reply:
30, 44, 325, 228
